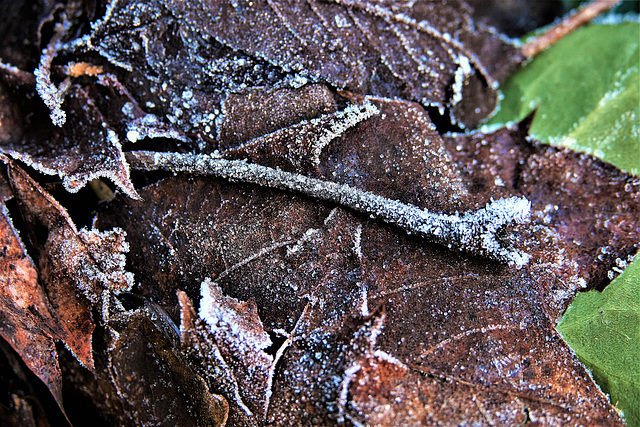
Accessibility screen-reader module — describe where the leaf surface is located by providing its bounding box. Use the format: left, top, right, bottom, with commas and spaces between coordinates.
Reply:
0, 68, 139, 197
559, 256, 640, 427
488, 22, 640, 175
0, 169, 65, 407
488, 21, 640, 425
0, 1, 638, 425
95, 97, 640, 424
0, 157, 134, 405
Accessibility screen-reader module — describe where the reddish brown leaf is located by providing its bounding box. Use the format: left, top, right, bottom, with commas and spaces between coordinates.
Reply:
179, 288, 270, 425
1, 1, 635, 425
95, 99, 637, 423
4, 158, 134, 376
0, 171, 65, 408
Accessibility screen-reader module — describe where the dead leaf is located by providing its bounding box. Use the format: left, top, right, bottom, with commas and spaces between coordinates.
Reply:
0, 68, 139, 198
0, 169, 65, 408
78, 0, 523, 152
2, 157, 134, 389
1, 0, 636, 424
96, 103, 637, 423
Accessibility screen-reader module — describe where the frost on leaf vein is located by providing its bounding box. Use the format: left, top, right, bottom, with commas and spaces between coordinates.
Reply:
127, 150, 531, 267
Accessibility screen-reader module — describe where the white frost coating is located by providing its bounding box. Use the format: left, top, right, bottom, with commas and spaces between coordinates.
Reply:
5, 130, 140, 199
129, 151, 531, 266
451, 55, 472, 106
218, 237, 299, 279
372, 349, 410, 368
309, 100, 380, 165
334, 0, 498, 90
337, 364, 362, 423
34, 24, 69, 127
125, 114, 190, 143
0, 61, 23, 74
77, 227, 135, 299
198, 279, 274, 356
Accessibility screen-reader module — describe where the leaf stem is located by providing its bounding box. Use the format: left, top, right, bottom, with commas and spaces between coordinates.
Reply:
523, 0, 621, 58
127, 151, 531, 267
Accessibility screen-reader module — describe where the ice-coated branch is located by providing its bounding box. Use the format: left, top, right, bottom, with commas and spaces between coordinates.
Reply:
127, 151, 531, 266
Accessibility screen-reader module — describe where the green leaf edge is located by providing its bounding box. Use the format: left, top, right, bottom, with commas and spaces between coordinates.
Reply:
487, 21, 640, 176
558, 255, 640, 427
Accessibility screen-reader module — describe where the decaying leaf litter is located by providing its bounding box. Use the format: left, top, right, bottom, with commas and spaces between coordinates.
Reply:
0, 0, 638, 425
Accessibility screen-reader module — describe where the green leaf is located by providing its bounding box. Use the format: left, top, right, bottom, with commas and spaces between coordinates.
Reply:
558, 255, 640, 427
488, 22, 640, 175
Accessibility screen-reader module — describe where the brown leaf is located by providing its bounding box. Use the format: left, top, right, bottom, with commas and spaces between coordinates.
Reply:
4, 157, 134, 375
2, 0, 635, 424
80, 0, 523, 151
78, 296, 230, 427
96, 98, 637, 423
179, 288, 272, 425
0, 67, 139, 198
0, 170, 65, 407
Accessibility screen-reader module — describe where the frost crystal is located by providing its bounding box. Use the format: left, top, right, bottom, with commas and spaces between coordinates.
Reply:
35, 27, 69, 127
128, 151, 531, 266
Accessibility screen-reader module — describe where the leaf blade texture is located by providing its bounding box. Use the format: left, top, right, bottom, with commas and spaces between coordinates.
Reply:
559, 255, 640, 427
0, 1, 638, 425
488, 22, 640, 175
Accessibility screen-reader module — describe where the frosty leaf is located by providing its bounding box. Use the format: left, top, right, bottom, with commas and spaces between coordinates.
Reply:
0, 72, 139, 198
5, 158, 134, 373
127, 150, 531, 266
83, 0, 523, 136
64, 295, 230, 427
559, 254, 640, 427
126, 97, 532, 265
2, 0, 637, 424
488, 22, 640, 175
179, 283, 277, 425
0, 171, 65, 408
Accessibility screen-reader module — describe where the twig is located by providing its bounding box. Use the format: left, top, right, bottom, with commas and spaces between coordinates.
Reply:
127, 151, 531, 267
523, 0, 621, 58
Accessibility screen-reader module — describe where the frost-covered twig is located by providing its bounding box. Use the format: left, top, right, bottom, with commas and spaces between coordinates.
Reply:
127, 151, 531, 266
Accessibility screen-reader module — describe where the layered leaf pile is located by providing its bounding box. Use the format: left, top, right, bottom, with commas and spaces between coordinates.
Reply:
0, 1, 638, 426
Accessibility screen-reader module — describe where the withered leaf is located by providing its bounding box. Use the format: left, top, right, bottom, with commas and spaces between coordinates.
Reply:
60, 294, 230, 427
2, 157, 134, 398
0, 169, 65, 407
1, 0, 636, 425
77, 0, 523, 151
0, 67, 138, 198
179, 287, 274, 426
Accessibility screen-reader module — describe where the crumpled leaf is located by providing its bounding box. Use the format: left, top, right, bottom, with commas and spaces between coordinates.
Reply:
0, 170, 64, 407
1, 1, 636, 424
61, 293, 230, 427
179, 285, 276, 425
487, 22, 640, 175
0, 66, 139, 197
559, 254, 640, 427
1, 156, 134, 404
